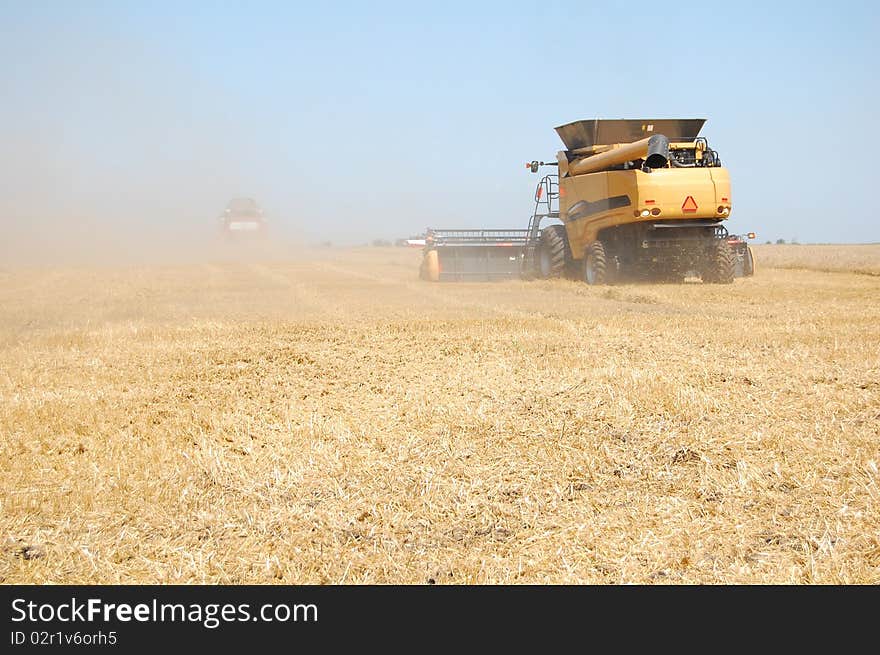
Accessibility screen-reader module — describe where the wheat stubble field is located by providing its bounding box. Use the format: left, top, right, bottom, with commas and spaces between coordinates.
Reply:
1, 244, 878, 584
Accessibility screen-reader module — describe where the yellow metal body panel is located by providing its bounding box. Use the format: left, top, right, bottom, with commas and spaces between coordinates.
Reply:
560, 166, 731, 259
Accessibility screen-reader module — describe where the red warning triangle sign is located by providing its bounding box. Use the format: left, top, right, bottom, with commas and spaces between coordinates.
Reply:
682, 195, 698, 212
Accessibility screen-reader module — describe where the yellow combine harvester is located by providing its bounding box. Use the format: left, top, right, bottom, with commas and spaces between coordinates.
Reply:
420, 118, 755, 283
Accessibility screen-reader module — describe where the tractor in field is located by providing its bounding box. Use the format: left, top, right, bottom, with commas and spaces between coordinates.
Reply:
420, 118, 750, 284
218, 197, 268, 239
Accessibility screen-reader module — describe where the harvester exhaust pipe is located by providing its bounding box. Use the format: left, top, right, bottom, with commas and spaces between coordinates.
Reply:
566, 134, 669, 176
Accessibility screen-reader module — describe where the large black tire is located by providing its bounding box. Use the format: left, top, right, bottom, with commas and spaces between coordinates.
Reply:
537, 225, 571, 278
742, 245, 756, 277
702, 240, 735, 284
582, 240, 611, 285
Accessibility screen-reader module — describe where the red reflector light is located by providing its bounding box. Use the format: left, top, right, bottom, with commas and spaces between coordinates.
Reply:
682, 196, 698, 212
721, 197, 728, 202
645, 199, 655, 204
537, 187, 543, 199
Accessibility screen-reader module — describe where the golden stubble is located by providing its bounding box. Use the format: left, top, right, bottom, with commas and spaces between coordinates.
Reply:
1, 245, 878, 584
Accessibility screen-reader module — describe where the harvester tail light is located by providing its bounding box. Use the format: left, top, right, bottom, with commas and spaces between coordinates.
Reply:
747, 232, 756, 239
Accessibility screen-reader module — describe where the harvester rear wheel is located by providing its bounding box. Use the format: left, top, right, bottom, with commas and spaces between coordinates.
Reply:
702, 240, 735, 284
583, 240, 611, 285
537, 225, 571, 278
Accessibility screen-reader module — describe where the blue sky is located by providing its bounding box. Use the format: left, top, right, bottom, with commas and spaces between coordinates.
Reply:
1, 0, 878, 254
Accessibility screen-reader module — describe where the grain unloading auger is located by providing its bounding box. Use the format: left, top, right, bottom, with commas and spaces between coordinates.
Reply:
420, 118, 754, 284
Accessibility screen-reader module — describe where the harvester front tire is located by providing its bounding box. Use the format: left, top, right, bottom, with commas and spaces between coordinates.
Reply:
702, 240, 735, 284
420, 249, 440, 282
583, 241, 610, 285
537, 225, 571, 278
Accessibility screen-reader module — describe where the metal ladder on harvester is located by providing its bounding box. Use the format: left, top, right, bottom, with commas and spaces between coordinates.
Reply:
521, 173, 560, 278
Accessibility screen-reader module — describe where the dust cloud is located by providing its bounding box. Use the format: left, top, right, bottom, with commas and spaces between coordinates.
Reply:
0, 210, 304, 269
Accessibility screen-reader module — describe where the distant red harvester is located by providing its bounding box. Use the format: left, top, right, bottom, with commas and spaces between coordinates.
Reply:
218, 197, 267, 239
